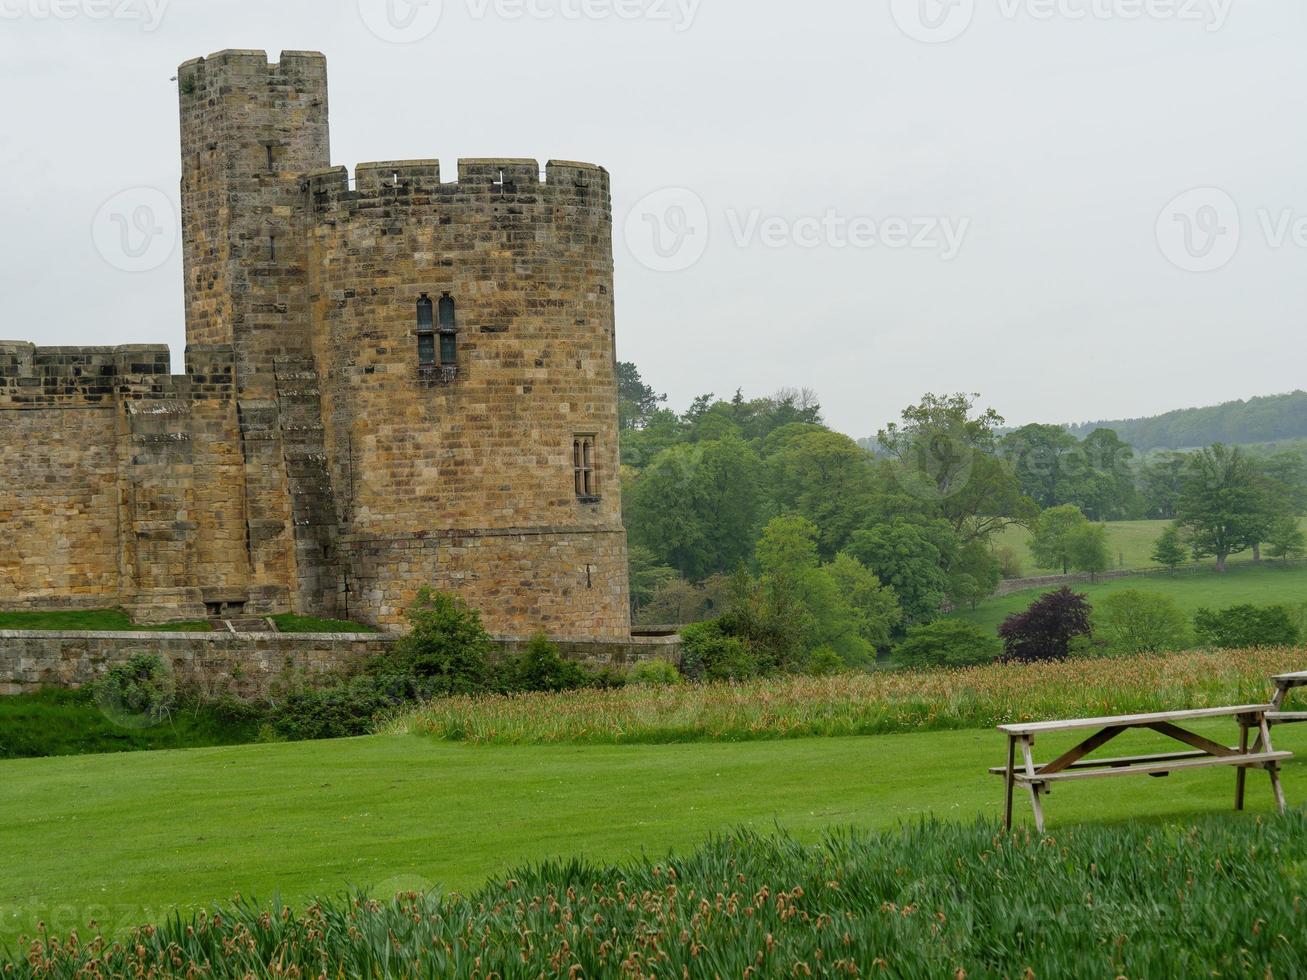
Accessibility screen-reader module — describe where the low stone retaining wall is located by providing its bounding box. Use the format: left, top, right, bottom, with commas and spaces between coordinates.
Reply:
0, 630, 395, 698
0, 630, 683, 697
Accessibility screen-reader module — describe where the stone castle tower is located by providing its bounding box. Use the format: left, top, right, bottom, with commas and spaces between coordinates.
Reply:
0, 49, 630, 638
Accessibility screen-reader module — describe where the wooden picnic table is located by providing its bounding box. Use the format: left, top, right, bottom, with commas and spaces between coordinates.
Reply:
1269, 670, 1307, 726
991, 704, 1290, 832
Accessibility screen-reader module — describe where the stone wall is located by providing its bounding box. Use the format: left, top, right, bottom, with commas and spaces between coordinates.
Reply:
0, 630, 392, 699
0, 630, 681, 698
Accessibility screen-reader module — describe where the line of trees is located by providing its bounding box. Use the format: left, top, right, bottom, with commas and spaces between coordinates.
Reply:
619, 365, 1307, 669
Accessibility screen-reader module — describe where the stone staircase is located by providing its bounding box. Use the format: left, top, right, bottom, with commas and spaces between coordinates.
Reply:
208, 617, 279, 634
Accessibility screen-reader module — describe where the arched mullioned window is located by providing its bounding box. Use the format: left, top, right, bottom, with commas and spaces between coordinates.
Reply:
416, 294, 435, 366
438, 293, 458, 366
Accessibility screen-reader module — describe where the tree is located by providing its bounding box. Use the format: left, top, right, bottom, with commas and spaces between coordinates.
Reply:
1194, 605, 1299, 649
1000, 423, 1081, 510
1266, 516, 1307, 560
878, 392, 1037, 544
625, 437, 763, 579
999, 588, 1094, 662
1138, 451, 1191, 520
1076, 429, 1138, 520
768, 429, 880, 559
894, 620, 1003, 669
1067, 522, 1110, 580
824, 552, 903, 651
1175, 444, 1264, 572
384, 588, 492, 695
616, 361, 666, 431
1096, 590, 1188, 655
627, 547, 677, 619
845, 521, 955, 626
1151, 525, 1189, 570
1029, 505, 1091, 575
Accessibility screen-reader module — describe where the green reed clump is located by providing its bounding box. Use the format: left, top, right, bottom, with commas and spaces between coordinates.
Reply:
385, 647, 1305, 746
7, 813, 1306, 978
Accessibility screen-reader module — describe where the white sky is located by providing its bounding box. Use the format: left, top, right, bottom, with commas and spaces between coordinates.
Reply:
1, 0, 1304, 438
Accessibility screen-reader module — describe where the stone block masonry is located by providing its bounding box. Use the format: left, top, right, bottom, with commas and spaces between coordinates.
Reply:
0, 631, 682, 699
0, 48, 632, 643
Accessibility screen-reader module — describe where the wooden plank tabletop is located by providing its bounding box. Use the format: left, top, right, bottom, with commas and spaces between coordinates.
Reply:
998, 704, 1273, 735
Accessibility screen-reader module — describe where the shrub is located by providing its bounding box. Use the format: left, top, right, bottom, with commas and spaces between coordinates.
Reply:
510, 634, 589, 693
999, 587, 1093, 662
679, 620, 758, 682
1193, 604, 1300, 650
627, 658, 682, 686
268, 681, 394, 741
376, 588, 493, 696
894, 620, 1002, 669
1096, 589, 1189, 655
806, 646, 846, 677
93, 654, 176, 727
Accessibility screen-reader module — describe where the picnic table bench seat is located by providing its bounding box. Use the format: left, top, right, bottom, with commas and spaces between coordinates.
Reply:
993, 704, 1290, 832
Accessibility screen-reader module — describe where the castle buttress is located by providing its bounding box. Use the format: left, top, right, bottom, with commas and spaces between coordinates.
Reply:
0, 49, 631, 638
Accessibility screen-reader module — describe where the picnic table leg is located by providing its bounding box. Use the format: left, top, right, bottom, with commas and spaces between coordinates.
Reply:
1020, 735, 1046, 834
1235, 720, 1248, 811
1259, 714, 1288, 815
1004, 735, 1016, 831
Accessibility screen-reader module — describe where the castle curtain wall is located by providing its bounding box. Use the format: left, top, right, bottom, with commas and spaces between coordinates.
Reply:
0, 49, 632, 638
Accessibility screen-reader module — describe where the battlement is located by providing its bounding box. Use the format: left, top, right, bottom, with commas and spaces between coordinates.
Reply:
0, 343, 236, 407
302, 159, 610, 210
177, 49, 327, 89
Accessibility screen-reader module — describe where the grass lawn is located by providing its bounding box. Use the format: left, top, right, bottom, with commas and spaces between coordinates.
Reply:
0, 609, 210, 632
3, 722, 1305, 947
952, 560, 1307, 634
993, 518, 1307, 574
270, 613, 378, 634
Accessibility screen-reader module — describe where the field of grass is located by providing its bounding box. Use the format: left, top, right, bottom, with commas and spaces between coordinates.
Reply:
952, 560, 1307, 635
0, 609, 210, 632
12, 815, 1307, 977
993, 518, 1307, 574
269, 613, 377, 634
386, 648, 1304, 745
2, 719, 1305, 953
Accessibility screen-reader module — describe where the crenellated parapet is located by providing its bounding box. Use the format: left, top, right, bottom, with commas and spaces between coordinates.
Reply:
302, 159, 611, 212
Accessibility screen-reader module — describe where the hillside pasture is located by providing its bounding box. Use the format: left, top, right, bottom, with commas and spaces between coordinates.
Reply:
952, 560, 1307, 635
992, 518, 1307, 574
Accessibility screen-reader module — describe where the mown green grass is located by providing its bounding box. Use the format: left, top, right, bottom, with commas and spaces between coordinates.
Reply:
270, 613, 378, 634
951, 560, 1307, 634
2, 722, 1305, 949
0, 688, 262, 760
0, 609, 210, 632
11, 816, 1307, 977
993, 517, 1307, 574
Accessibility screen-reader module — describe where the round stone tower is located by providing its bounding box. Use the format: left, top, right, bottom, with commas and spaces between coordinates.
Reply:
303, 160, 630, 637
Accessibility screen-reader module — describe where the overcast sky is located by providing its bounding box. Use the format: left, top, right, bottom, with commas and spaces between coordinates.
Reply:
1, 0, 1304, 438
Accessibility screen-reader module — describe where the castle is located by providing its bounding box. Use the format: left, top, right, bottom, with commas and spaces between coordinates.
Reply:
0, 50, 631, 639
